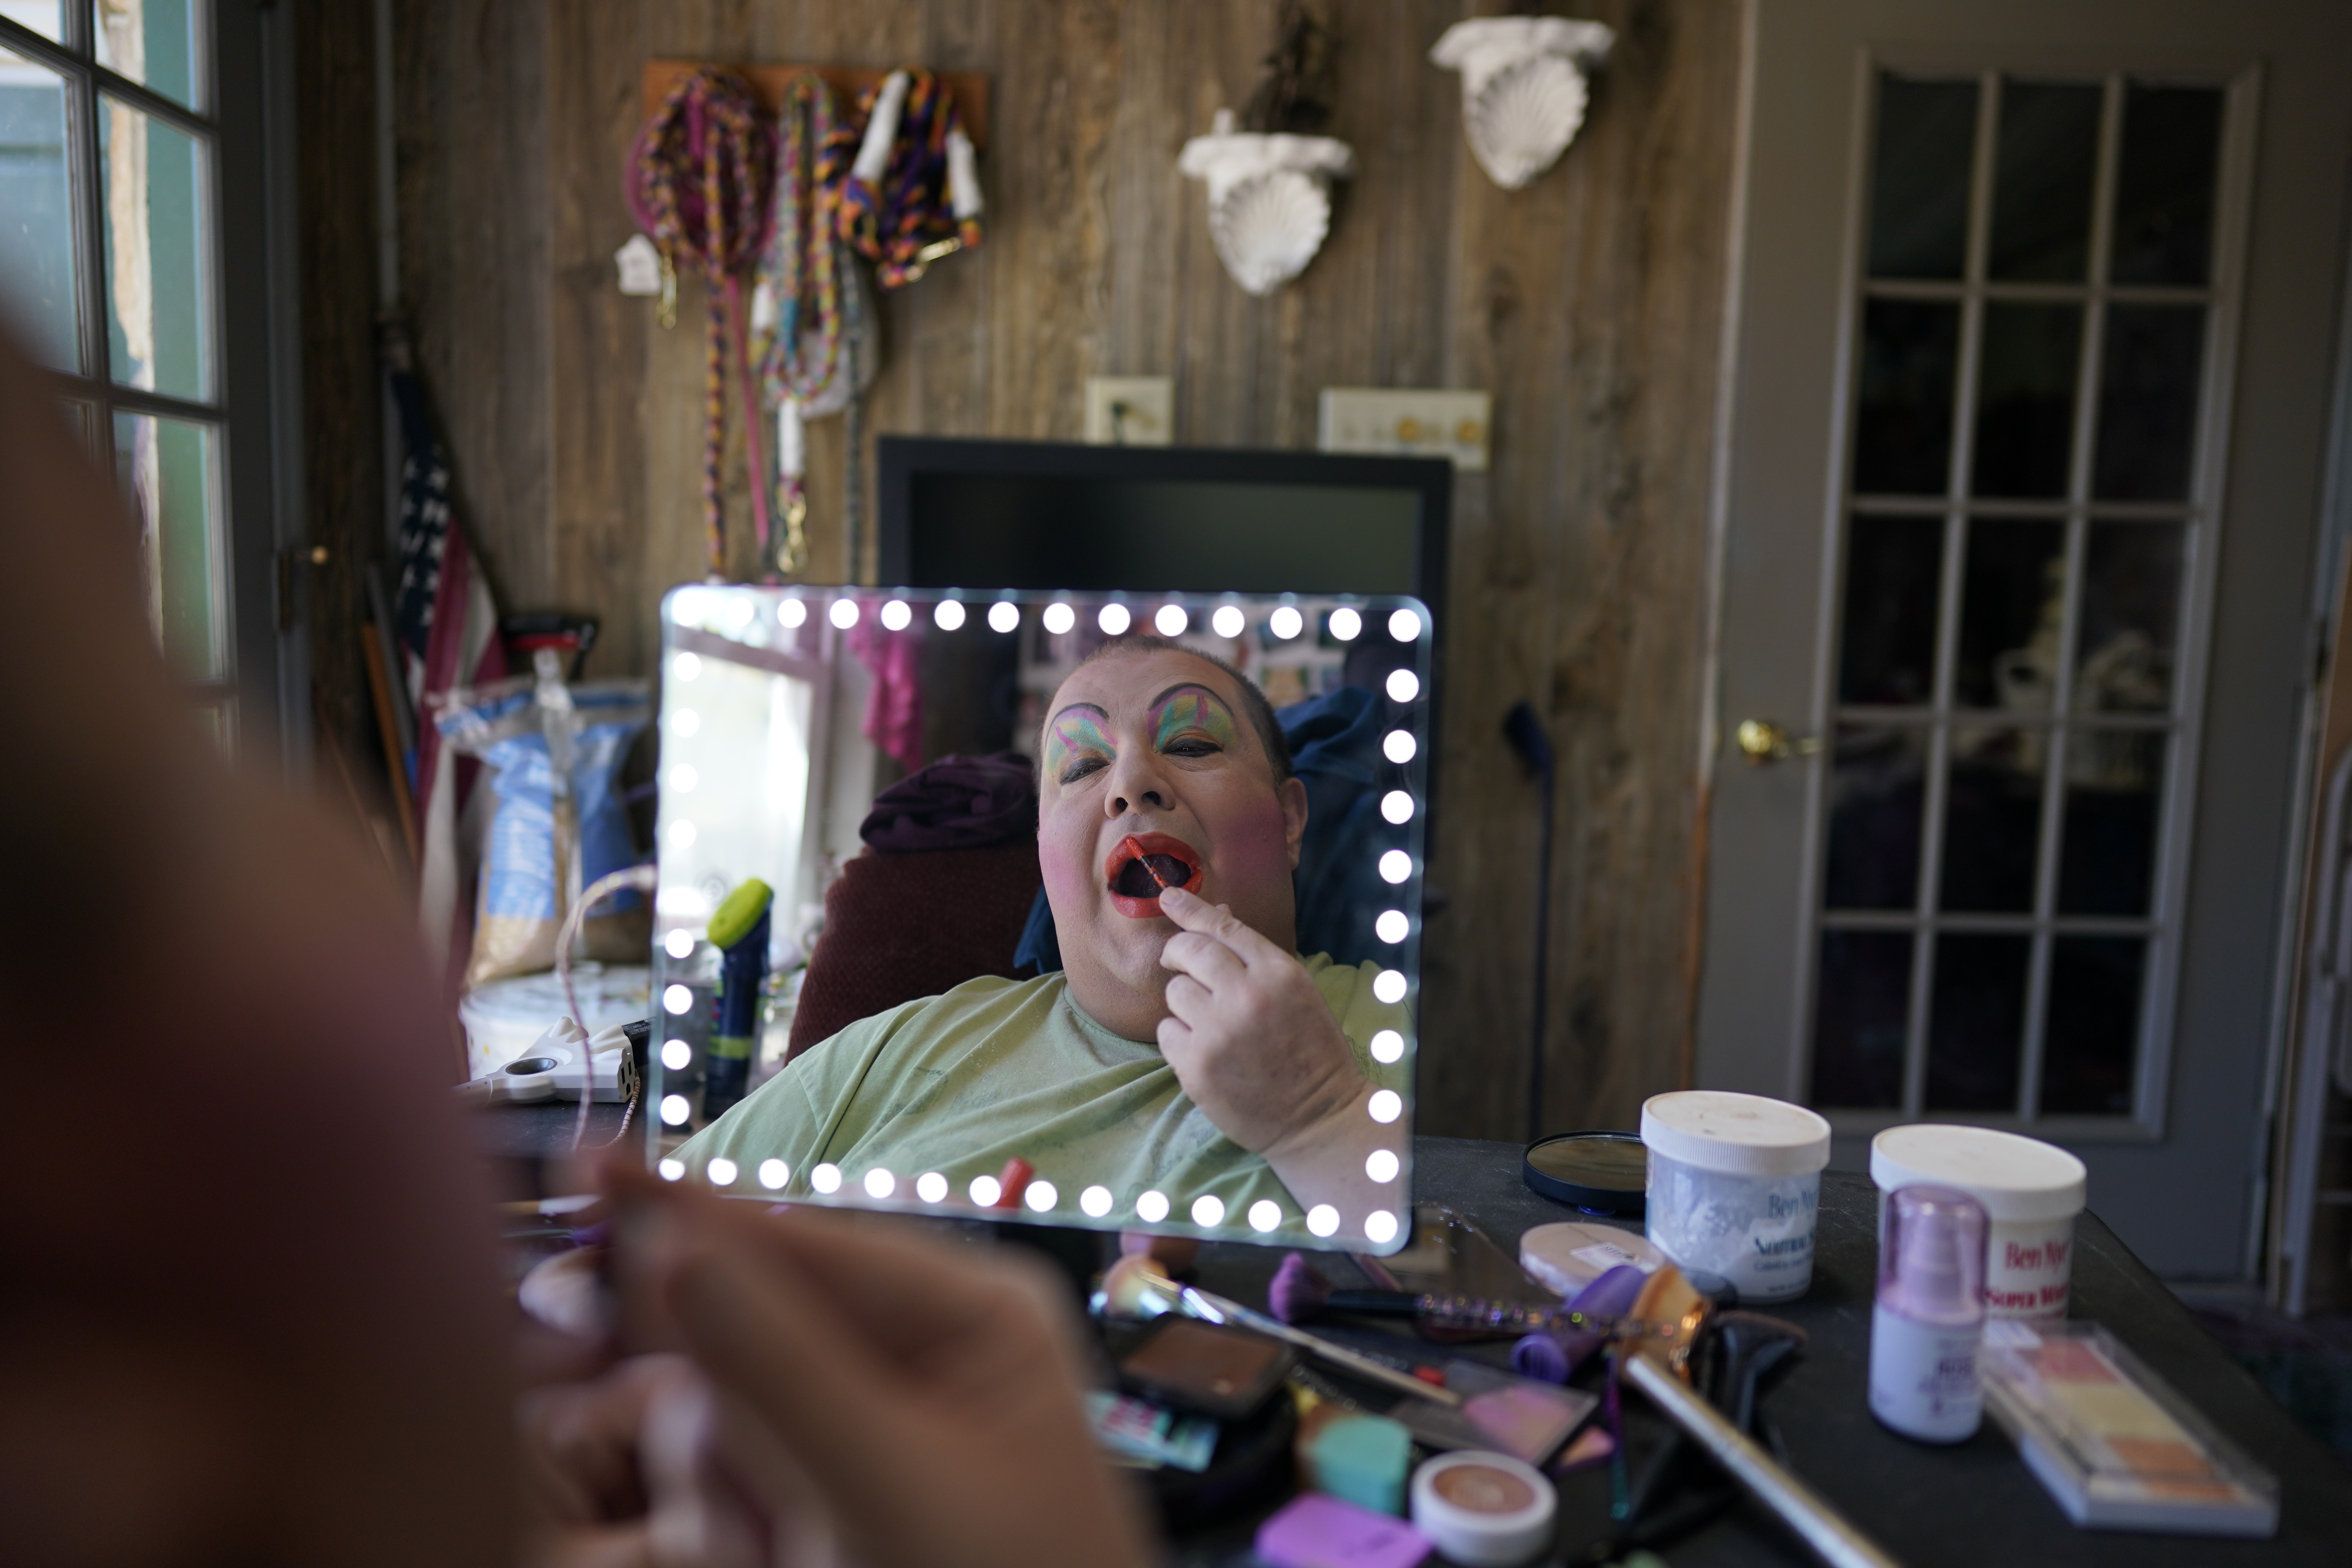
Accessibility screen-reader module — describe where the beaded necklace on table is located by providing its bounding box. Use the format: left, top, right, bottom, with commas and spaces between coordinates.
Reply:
628, 67, 775, 580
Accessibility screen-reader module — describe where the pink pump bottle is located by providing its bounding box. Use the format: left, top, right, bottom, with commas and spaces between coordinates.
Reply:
1869, 1184, 1989, 1443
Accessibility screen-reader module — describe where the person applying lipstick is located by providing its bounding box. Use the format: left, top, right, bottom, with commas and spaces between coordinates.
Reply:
673, 639, 1409, 1240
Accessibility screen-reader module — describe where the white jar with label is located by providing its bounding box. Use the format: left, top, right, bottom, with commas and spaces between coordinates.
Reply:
1869, 1125, 2086, 1323
1641, 1091, 1832, 1303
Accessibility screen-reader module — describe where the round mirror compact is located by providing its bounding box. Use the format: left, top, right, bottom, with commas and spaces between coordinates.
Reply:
1522, 1131, 1647, 1215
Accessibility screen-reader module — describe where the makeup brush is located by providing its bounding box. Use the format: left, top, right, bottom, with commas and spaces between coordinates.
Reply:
1098, 1254, 1461, 1406
1271, 1252, 1595, 1339
1182, 1284, 1464, 1408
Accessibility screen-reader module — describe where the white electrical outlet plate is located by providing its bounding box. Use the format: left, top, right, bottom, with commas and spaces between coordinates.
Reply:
1084, 376, 1175, 446
1317, 387, 1491, 471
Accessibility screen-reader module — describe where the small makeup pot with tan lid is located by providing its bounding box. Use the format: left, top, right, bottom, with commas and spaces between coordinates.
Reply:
1871, 1124, 2086, 1323
1409, 1451, 1556, 1566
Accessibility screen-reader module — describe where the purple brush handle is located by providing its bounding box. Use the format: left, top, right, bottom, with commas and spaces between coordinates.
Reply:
1510, 1265, 1653, 1383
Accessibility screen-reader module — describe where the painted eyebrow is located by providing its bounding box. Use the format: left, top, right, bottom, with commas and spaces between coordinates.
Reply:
1148, 682, 1232, 714
1048, 701, 1111, 729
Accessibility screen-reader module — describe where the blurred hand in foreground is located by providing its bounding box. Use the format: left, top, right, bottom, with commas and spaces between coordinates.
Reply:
521, 1163, 1151, 1568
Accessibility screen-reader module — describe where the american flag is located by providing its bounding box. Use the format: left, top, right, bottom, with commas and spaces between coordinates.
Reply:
389, 370, 506, 982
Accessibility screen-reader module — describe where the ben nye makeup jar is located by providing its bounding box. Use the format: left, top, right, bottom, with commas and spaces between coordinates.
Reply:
1641, 1091, 1831, 1304
1409, 1451, 1556, 1566
1871, 1125, 2086, 1323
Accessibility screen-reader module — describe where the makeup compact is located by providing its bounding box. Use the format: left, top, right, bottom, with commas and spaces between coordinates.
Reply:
1516, 1219, 1665, 1296
1117, 1316, 1299, 1420
1410, 1450, 1558, 1566
1521, 1131, 1647, 1215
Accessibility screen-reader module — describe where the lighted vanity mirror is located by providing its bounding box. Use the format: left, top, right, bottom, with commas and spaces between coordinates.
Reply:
646, 585, 1432, 1252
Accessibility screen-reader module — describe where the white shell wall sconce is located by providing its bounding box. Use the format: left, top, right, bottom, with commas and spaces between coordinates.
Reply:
1178, 109, 1356, 297
1429, 16, 1616, 191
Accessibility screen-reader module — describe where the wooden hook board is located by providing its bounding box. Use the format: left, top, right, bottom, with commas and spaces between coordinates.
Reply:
640, 61, 990, 150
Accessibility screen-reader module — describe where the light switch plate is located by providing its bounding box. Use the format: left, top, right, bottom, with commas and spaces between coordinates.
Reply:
1317, 387, 1491, 471
1083, 376, 1175, 445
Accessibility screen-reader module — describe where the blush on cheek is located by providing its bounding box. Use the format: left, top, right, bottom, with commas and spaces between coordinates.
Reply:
1215, 795, 1295, 884
1037, 836, 1092, 914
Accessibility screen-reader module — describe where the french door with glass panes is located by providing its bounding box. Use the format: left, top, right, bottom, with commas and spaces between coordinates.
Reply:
0, 1, 297, 754
1699, 1, 2352, 1279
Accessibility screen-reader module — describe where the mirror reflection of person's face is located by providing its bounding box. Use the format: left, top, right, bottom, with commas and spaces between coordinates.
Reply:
1038, 648, 1310, 1043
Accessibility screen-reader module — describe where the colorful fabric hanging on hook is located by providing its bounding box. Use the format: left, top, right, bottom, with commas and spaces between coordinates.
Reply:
826, 68, 985, 289
625, 67, 777, 580
754, 71, 878, 581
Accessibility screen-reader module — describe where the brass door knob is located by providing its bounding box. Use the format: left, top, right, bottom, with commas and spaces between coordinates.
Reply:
1735, 719, 1822, 765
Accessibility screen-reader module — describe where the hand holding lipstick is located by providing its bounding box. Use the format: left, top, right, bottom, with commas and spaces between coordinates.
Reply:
1155, 886, 1400, 1222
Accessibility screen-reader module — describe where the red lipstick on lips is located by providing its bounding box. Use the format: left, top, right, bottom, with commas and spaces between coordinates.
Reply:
1104, 832, 1205, 918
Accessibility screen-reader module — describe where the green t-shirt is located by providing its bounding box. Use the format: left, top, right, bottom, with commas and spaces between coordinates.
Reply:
675, 955, 1408, 1235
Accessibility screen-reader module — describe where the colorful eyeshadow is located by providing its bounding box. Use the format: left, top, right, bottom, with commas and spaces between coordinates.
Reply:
1045, 707, 1115, 780
1153, 685, 1239, 751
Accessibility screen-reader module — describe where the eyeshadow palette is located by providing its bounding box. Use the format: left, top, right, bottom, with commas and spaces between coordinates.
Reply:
1117, 1316, 1301, 1420
1982, 1320, 2278, 1537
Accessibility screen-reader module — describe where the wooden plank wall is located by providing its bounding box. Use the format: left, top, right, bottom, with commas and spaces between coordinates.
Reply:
370, 0, 1744, 1138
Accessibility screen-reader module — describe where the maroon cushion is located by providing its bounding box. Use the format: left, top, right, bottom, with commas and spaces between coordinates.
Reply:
786, 842, 1045, 1063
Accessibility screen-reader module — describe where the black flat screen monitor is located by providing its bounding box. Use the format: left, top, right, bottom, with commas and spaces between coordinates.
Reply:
876, 437, 1450, 604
